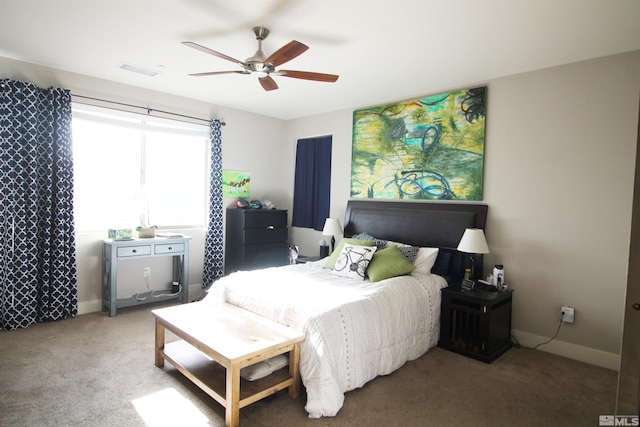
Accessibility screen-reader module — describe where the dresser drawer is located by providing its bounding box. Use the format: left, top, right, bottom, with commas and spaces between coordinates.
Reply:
155, 243, 185, 254
243, 242, 289, 270
243, 211, 287, 229
243, 227, 287, 244
117, 245, 152, 257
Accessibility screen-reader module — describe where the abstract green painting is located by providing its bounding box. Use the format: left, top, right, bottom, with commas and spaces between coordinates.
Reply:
351, 87, 486, 200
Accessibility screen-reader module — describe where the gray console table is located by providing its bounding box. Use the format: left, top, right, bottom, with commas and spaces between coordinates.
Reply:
102, 236, 191, 317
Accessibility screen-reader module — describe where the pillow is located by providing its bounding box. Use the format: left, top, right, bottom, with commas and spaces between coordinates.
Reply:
352, 232, 388, 248
432, 250, 452, 277
385, 240, 410, 248
366, 245, 416, 282
412, 247, 440, 275
324, 238, 375, 269
331, 243, 377, 280
397, 245, 419, 264
240, 354, 289, 381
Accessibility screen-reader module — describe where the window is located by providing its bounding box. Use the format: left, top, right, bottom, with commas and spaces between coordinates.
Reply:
72, 105, 209, 232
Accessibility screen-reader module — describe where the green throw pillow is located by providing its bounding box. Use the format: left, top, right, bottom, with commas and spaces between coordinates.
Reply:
366, 245, 416, 282
324, 238, 375, 269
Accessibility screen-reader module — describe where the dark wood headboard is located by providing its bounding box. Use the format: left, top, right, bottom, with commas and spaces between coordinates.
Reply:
343, 200, 488, 283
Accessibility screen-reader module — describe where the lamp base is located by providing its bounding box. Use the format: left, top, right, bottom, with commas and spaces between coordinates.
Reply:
468, 254, 476, 281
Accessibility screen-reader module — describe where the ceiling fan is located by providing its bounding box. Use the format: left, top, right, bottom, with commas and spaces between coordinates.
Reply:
182, 26, 339, 91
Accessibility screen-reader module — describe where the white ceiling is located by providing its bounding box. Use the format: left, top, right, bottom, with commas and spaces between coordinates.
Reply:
1, 0, 639, 120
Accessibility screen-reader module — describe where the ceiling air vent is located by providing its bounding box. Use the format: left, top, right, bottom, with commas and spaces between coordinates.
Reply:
117, 62, 161, 77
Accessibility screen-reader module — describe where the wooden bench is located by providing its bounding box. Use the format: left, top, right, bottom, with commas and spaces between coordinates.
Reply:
152, 302, 305, 427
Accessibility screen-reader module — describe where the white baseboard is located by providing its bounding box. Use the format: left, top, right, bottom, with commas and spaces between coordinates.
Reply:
78, 299, 102, 315
78, 283, 205, 316
513, 329, 620, 371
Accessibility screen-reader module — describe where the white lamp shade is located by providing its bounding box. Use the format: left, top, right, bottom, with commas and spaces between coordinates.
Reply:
322, 218, 343, 236
457, 228, 490, 254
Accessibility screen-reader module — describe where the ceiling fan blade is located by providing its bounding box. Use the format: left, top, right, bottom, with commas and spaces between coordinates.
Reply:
259, 76, 279, 91
182, 41, 247, 66
277, 70, 339, 82
188, 70, 249, 77
264, 40, 309, 67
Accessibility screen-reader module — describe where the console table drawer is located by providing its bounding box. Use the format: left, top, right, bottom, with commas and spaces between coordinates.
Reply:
155, 243, 185, 254
117, 245, 152, 257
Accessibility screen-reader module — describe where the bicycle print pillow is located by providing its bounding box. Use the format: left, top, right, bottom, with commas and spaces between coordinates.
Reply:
331, 243, 377, 280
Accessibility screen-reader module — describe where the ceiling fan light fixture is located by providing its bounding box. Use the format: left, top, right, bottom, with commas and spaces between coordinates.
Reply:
252, 70, 269, 78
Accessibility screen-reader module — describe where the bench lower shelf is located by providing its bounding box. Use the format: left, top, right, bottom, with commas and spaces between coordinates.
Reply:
163, 340, 295, 409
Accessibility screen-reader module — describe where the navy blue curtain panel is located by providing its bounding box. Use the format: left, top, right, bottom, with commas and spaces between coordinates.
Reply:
292, 136, 332, 231
0, 79, 78, 331
202, 119, 224, 289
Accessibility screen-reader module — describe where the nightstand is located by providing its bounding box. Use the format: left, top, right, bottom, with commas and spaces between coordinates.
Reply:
438, 285, 513, 363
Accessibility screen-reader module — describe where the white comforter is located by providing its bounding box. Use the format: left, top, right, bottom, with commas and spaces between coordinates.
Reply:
204, 260, 447, 418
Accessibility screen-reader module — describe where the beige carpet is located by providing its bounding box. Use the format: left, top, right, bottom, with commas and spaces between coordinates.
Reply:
0, 301, 617, 426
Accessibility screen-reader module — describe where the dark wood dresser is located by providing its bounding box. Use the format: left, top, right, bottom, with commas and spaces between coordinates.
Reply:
224, 208, 289, 273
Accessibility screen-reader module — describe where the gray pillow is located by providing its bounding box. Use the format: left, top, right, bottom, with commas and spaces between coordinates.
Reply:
352, 232, 388, 248
397, 246, 419, 264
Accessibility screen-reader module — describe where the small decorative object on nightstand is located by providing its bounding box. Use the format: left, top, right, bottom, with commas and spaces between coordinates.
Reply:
439, 285, 513, 363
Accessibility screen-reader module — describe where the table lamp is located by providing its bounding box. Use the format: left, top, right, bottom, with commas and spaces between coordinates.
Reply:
456, 228, 490, 281
322, 218, 343, 253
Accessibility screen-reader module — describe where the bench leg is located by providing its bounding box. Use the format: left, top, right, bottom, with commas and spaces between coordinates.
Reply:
289, 342, 301, 398
154, 319, 165, 367
226, 362, 241, 427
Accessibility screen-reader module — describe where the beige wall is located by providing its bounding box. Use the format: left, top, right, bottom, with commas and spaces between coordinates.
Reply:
284, 50, 640, 369
3, 50, 640, 369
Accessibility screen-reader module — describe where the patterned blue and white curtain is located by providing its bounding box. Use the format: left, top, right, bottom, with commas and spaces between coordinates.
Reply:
0, 79, 78, 331
202, 119, 224, 288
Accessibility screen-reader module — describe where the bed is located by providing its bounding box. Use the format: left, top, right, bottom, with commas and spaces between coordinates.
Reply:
204, 200, 488, 418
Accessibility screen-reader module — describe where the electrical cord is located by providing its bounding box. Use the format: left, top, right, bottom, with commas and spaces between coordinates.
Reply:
512, 313, 564, 350
134, 285, 182, 300
135, 267, 182, 300
151, 284, 182, 297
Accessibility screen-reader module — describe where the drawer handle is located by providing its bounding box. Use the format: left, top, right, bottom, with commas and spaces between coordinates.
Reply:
168, 247, 172, 250
267, 225, 274, 230
132, 249, 137, 253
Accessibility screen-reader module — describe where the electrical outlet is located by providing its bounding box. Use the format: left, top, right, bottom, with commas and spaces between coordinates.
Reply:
144, 267, 151, 278
561, 306, 575, 323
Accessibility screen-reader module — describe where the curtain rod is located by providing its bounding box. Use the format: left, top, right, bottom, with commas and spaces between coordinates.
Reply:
71, 94, 226, 126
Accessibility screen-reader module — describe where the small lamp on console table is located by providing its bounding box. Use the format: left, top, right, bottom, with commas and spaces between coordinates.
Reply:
322, 218, 343, 254
456, 228, 490, 281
